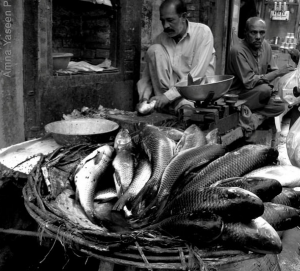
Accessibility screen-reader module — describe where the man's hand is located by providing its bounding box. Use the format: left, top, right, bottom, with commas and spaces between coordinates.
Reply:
276, 64, 295, 77
150, 95, 170, 109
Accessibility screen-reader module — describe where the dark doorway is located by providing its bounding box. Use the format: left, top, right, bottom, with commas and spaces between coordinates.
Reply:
238, 0, 258, 39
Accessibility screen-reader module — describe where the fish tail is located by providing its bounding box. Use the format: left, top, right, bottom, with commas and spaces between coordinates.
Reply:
131, 188, 158, 217
112, 193, 130, 211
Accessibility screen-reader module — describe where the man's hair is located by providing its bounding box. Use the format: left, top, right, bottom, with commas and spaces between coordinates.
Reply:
160, 0, 187, 15
244, 17, 266, 31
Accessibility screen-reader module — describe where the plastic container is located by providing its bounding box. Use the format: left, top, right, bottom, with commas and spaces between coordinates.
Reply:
52, 53, 73, 70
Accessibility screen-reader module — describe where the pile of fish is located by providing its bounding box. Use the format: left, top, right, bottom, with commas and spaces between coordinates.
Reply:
47, 123, 300, 255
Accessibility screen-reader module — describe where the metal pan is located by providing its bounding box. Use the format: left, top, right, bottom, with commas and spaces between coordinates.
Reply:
176, 75, 234, 102
44, 118, 120, 146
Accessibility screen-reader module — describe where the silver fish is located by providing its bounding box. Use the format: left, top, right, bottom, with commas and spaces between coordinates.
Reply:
175, 124, 207, 154
136, 100, 157, 115
130, 124, 176, 217
113, 154, 152, 212
74, 145, 114, 222
243, 165, 300, 188
112, 148, 134, 196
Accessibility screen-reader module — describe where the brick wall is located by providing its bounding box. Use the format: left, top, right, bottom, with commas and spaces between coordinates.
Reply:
52, 0, 112, 64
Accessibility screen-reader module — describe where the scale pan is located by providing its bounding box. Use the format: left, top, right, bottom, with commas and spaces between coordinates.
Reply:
176, 75, 234, 102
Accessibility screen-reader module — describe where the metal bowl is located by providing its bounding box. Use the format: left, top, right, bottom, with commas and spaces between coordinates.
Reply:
45, 118, 120, 146
175, 75, 234, 102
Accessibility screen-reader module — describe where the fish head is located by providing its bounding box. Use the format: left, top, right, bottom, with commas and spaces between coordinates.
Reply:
223, 187, 264, 220
246, 177, 282, 201
114, 129, 132, 150
93, 145, 114, 164
246, 217, 282, 254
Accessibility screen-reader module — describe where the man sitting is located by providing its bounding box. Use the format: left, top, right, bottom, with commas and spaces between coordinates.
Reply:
226, 17, 294, 134
137, 0, 216, 114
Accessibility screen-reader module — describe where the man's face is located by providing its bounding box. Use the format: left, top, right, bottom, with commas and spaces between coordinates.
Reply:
160, 4, 186, 38
244, 20, 266, 50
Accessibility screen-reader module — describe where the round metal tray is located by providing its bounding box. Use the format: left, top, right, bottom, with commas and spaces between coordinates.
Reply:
44, 118, 119, 146
176, 75, 234, 102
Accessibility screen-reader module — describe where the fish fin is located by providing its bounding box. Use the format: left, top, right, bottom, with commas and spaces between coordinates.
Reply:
113, 173, 123, 196
93, 152, 104, 165
75, 189, 80, 202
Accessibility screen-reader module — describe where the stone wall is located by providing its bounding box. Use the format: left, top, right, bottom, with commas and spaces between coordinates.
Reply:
0, 0, 25, 149
23, 0, 142, 140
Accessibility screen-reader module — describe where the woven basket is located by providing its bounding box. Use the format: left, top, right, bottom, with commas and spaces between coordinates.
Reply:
22, 143, 267, 271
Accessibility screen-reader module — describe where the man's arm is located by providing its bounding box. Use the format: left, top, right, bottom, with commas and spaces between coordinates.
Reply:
229, 50, 263, 89
137, 65, 153, 101
262, 64, 295, 82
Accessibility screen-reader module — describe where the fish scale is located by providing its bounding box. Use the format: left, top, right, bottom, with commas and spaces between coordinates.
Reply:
184, 144, 279, 190
130, 125, 175, 217
157, 144, 226, 206
156, 186, 264, 223
148, 211, 224, 245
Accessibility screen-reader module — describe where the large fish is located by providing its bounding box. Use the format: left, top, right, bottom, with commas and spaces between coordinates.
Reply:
113, 154, 152, 212
148, 210, 224, 246
211, 176, 282, 202
74, 144, 114, 222
175, 124, 207, 154
156, 186, 264, 223
262, 202, 300, 232
112, 128, 135, 196
271, 188, 300, 209
184, 144, 279, 190
156, 144, 226, 213
220, 217, 282, 254
130, 124, 176, 217
243, 165, 300, 188
112, 148, 134, 196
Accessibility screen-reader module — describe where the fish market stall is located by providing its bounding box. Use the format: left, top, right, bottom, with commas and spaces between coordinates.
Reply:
2, 109, 300, 271
2, 75, 298, 270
